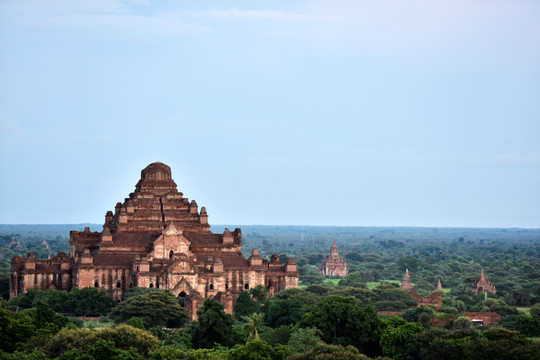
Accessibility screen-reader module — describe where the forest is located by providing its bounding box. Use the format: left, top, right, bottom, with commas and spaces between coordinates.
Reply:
0, 224, 539, 359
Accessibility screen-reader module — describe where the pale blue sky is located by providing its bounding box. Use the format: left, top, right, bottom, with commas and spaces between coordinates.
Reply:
1, 0, 539, 227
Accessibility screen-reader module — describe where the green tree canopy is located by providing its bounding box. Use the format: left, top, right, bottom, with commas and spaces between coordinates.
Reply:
233, 292, 261, 320
110, 290, 188, 329
300, 295, 381, 355
189, 299, 238, 349
518, 312, 540, 337
249, 285, 268, 304
287, 327, 321, 354
65, 287, 116, 316
288, 343, 370, 360
0, 307, 37, 352
42, 325, 159, 358
263, 298, 305, 329
243, 313, 264, 342
263, 288, 318, 328
7, 288, 114, 316
468, 327, 540, 360
379, 317, 424, 360
228, 339, 290, 360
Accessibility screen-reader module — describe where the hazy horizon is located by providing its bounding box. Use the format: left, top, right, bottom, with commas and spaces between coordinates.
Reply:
1, 1, 539, 228
1, 223, 539, 231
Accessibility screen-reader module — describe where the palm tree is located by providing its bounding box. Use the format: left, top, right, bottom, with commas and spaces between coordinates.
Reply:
242, 312, 264, 342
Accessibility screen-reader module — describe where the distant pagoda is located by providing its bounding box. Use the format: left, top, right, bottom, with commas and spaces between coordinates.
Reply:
471, 269, 496, 295
319, 240, 349, 277
400, 269, 443, 308
400, 268, 415, 291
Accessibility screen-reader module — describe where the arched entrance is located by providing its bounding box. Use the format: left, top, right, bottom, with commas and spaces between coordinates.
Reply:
178, 291, 187, 307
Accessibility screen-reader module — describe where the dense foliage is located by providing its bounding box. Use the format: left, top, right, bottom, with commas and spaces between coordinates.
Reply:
1, 225, 539, 359
7, 287, 115, 316
111, 289, 189, 329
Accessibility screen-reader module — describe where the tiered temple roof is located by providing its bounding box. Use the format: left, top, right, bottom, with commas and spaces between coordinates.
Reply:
319, 240, 349, 277
471, 270, 496, 295
11, 162, 299, 318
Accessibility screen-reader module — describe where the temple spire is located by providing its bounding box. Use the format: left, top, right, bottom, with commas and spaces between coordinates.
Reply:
330, 240, 339, 256
400, 268, 414, 290
437, 279, 443, 290
319, 240, 349, 278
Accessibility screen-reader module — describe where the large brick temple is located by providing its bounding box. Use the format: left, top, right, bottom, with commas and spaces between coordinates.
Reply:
10, 162, 299, 318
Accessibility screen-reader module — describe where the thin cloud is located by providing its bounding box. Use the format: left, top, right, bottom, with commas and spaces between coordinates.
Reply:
187, 9, 317, 21
2, 0, 207, 37
39, 13, 208, 36
488, 133, 527, 142
399, 150, 540, 163
0, 116, 28, 147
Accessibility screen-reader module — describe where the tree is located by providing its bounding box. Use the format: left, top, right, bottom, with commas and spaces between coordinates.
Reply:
243, 313, 264, 342
287, 327, 321, 353
7, 289, 43, 309
397, 256, 422, 272
401, 306, 434, 324
0, 348, 48, 360
482, 298, 518, 316
110, 290, 188, 329
288, 343, 370, 360
518, 304, 540, 337
0, 308, 37, 352
151, 346, 185, 360
379, 317, 423, 360
190, 299, 237, 348
263, 288, 318, 328
453, 316, 472, 330
371, 286, 417, 310
33, 300, 69, 334
259, 325, 291, 346
42, 325, 159, 358
468, 327, 540, 360
98, 325, 160, 357
411, 329, 477, 360
263, 299, 305, 328
530, 303, 540, 317
66, 287, 115, 316
333, 287, 371, 304
272, 288, 319, 306
228, 340, 290, 360
300, 296, 381, 355
43, 328, 98, 358
305, 284, 331, 297
39, 289, 70, 313
86, 338, 141, 360
234, 292, 261, 319
249, 285, 268, 304
518, 312, 540, 336
337, 272, 366, 287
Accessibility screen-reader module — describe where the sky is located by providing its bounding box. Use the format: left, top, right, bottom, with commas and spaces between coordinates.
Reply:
0, 0, 539, 228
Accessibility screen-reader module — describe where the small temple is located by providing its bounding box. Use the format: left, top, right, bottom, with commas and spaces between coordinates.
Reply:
319, 240, 349, 277
400, 269, 443, 308
471, 269, 496, 295
400, 268, 414, 291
